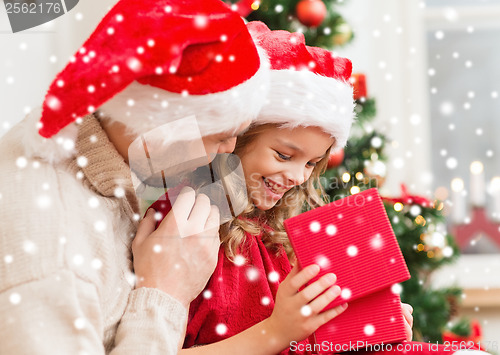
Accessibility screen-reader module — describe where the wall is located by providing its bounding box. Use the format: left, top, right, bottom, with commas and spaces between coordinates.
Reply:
0, 0, 119, 137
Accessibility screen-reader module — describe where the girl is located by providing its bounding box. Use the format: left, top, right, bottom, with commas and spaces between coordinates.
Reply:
181, 22, 417, 354
149, 22, 412, 354
179, 23, 367, 353
182, 123, 349, 354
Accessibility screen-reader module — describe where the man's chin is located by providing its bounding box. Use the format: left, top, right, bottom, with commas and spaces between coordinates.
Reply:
133, 170, 184, 191
133, 162, 204, 189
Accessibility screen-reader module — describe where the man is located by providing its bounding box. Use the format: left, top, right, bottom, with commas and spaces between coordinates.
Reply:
0, 0, 268, 353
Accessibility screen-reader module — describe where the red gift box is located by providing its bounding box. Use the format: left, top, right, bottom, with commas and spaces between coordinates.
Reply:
284, 188, 410, 350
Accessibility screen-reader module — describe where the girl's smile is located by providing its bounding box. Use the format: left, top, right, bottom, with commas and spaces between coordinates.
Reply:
262, 176, 288, 199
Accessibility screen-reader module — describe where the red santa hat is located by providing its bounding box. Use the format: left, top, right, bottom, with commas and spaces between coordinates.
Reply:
38, 0, 269, 139
246, 21, 354, 150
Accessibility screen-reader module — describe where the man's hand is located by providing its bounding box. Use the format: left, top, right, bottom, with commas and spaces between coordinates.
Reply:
132, 187, 220, 308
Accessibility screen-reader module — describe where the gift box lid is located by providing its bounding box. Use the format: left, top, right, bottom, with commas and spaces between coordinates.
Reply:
284, 188, 410, 309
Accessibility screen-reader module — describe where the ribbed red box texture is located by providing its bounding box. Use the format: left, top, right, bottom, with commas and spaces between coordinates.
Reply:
284, 188, 410, 349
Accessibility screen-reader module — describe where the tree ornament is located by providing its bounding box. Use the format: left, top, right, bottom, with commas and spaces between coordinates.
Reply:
383, 184, 433, 207
327, 148, 345, 169
232, 0, 260, 17
295, 0, 327, 28
332, 21, 353, 46
364, 159, 386, 176
350, 73, 367, 100
363, 160, 387, 187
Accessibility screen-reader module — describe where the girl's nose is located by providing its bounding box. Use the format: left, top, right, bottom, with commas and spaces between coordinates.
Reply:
285, 165, 307, 186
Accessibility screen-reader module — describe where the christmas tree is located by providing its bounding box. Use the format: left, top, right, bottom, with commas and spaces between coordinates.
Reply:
232, 0, 354, 47
233, 0, 470, 343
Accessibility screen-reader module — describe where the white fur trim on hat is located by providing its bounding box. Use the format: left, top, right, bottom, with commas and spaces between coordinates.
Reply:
19, 107, 78, 164
100, 48, 270, 137
255, 69, 355, 150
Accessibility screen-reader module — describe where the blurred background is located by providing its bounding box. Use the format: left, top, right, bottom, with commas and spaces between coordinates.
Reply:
1, 0, 499, 349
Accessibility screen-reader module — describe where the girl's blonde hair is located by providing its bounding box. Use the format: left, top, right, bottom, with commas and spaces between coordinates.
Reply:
217, 123, 332, 260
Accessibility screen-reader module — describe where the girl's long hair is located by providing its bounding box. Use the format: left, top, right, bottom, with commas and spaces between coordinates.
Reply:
216, 123, 332, 261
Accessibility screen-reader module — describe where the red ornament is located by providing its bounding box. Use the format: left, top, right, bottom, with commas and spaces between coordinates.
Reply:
295, 0, 327, 28
327, 148, 344, 168
350, 73, 367, 100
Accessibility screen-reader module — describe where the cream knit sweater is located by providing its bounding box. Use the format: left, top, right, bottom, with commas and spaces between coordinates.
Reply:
0, 114, 187, 354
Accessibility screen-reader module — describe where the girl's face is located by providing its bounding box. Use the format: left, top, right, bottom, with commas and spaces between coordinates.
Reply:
239, 125, 334, 210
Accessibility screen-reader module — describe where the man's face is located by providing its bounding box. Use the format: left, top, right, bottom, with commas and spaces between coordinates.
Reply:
201, 119, 252, 163
129, 118, 252, 191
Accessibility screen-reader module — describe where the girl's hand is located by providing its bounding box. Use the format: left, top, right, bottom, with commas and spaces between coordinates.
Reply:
266, 264, 348, 347
401, 303, 413, 341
